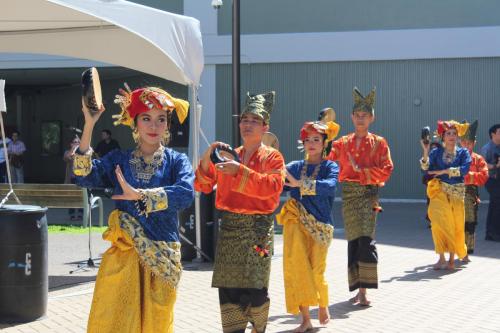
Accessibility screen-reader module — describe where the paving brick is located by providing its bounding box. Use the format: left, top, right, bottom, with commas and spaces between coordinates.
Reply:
1, 203, 499, 332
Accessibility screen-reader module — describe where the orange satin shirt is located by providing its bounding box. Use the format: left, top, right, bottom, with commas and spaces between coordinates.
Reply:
194, 145, 285, 214
464, 152, 488, 186
328, 132, 394, 186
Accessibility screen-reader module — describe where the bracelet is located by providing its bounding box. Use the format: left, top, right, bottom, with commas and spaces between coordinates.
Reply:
134, 190, 148, 216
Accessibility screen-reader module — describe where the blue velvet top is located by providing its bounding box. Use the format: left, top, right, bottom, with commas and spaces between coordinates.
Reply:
284, 160, 339, 225
75, 148, 194, 242
425, 146, 471, 185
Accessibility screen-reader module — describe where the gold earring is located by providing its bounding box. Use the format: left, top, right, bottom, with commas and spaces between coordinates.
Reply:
132, 127, 140, 144
162, 130, 170, 146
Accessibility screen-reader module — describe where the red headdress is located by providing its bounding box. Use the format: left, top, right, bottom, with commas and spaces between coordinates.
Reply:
113, 85, 189, 128
436, 120, 469, 137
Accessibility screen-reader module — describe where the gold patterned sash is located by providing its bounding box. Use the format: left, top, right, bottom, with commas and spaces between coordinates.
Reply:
106, 210, 182, 288
277, 198, 334, 247
427, 178, 465, 201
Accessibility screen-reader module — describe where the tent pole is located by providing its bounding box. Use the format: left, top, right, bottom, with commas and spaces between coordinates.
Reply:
0, 80, 21, 208
191, 85, 202, 260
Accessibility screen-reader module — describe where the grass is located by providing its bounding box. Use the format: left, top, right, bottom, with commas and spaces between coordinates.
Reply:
48, 225, 108, 234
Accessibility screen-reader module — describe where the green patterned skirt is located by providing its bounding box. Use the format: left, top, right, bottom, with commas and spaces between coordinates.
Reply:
342, 182, 380, 241
464, 185, 479, 223
212, 212, 274, 289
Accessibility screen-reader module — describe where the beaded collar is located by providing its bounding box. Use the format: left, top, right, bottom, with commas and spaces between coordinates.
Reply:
300, 161, 321, 182
442, 147, 457, 165
129, 145, 165, 183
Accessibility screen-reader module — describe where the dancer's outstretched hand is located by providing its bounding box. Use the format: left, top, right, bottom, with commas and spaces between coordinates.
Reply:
111, 165, 141, 201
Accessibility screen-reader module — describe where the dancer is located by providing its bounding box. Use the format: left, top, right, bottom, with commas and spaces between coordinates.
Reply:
277, 119, 339, 332
328, 87, 394, 306
73, 86, 194, 333
459, 120, 488, 261
195, 91, 285, 333
420, 120, 471, 270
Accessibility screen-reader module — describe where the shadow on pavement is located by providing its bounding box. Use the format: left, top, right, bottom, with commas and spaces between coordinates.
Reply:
182, 262, 214, 271
49, 275, 96, 291
273, 328, 321, 333
269, 299, 368, 327
381, 263, 462, 283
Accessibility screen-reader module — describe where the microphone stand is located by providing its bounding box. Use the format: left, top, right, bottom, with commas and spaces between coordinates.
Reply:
69, 189, 100, 274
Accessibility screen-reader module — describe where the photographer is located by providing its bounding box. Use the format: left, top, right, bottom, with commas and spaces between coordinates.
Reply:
481, 124, 500, 241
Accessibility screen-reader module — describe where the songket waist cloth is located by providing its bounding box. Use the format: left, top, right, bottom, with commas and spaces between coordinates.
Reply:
87, 210, 181, 333
276, 198, 333, 314
212, 211, 274, 289
342, 182, 381, 241
426, 178, 467, 259
277, 198, 333, 246
464, 185, 479, 223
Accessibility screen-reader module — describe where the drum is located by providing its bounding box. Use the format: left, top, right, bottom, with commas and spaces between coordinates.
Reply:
210, 144, 240, 164
0, 205, 48, 322
421, 126, 431, 144
81, 67, 103, 114
262, 132, 280, 150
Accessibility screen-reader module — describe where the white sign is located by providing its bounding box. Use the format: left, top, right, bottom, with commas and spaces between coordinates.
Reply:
0, 80, 6, 112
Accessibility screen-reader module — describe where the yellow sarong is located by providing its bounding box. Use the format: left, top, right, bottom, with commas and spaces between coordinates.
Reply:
427, 178, 467, 259
276, 199, 333, 315
87, 210, 178, 333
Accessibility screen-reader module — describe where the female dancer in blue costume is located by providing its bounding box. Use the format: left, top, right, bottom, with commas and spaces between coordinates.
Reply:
73, 85, 194, 333
420, 120, 471, 270
277, 119, 339, 332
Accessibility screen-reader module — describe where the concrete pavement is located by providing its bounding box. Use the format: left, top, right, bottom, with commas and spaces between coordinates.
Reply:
1, 202, 500, 332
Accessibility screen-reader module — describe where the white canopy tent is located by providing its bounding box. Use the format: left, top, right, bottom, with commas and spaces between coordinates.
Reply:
0, 0, 206, 257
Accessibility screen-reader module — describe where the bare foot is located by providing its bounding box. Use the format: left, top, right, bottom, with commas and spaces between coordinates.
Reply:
447, 261, 455, 270
318, 307, 330, 325
293, 319, 313, 332
358, 292, 371, 307
462, 255, 471, 263
433, 260, 446, 270
349, 292, 360, 303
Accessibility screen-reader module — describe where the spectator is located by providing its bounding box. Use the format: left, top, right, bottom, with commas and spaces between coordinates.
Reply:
481, 124, 500, 241
63, 135, 83, 221
94, 129, 120, 158
0, 137, 11, 183
7, 130, 26, 183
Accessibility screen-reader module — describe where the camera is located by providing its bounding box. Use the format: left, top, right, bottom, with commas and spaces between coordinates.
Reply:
211, 0, 223, 9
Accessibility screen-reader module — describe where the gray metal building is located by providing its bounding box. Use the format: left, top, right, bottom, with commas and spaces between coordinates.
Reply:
1, 0, 499, 199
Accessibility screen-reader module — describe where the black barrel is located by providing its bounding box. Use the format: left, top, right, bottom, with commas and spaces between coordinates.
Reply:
178, 193, 214, 261
0, 205, 48, 323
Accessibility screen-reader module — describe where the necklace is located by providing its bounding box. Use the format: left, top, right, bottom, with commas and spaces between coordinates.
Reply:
130, 145, 165, 183
300, 161, 321, 182
442, 147, 456, 165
